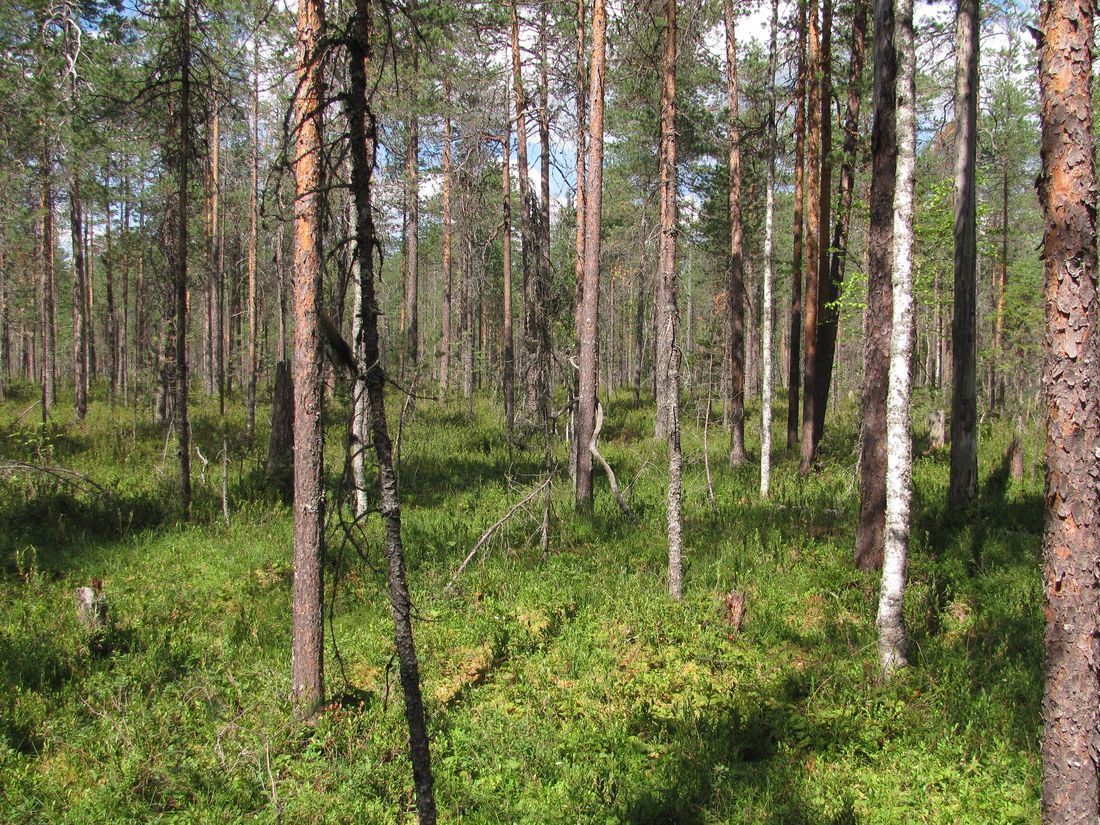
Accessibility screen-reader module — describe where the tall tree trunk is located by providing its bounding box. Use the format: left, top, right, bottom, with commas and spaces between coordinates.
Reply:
290, 0, 326, 719
632, 213, 647, 402
246, 37, 260, 438
71, 177, 88, 421
462, 180, 475, 400
787, 0, 806, 449
40, 133, 56, 417
760, 0, 778, 498
0, 217, 6, 401
348, 3, 437, 817
805, 0, 833, 466
176, 0, 193, 519
1037, 0, 1100, 810
402, 40, 419, 380
813, 0, 867, 440
574, 0, 607, 509
800, 0, 822, 471
572, 0, 587, 477
657, 0, 683, 599
877, 0, 915, 675
120, 190, 129, 403
510, 2, 544, 419
538, 1, 552, 339
85, 208, 96, 381
654, 0, 678, 442
211, 99, 225, 415
502, 93, 515, 433
854, 0, 896, 571
439, 79, 453, 399
105, 178, 117, 403
724, 0, 746, 467
991, 156, 1008, 409
947, 0, 979, 510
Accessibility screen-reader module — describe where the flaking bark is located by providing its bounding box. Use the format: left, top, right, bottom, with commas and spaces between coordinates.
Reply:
1036, 0, 1100, 815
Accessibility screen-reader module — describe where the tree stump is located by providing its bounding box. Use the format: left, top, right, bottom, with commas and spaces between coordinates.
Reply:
927, 409, 947, 451
723, 590, 746, 633
268, 360, 294, 478
75, 581, 108, 633
1008, 436, 1024, 482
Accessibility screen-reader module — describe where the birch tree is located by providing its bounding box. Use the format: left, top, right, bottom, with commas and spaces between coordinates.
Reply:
760, 0, 778, 498
876, 0, 915, 675
659, 0, 683, 599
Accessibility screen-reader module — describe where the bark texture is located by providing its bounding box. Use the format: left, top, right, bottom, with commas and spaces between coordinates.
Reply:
724, 0, 746, 467
511, 2, 548, 421
813, 0, 867, 443
1036, 0, 1100, 816
502, 94, 515, 434
348, 2, 437, 817
854, 0, 896, 572
246, 38, 260, 438
290, 0, 326, 718
175, 0, 193, 520
658, 0, 683, 599
760, 0, 779, 498
439, 80, 452, 398
799, 0, 821, 472
948, 0, 979, 511
877, 0, 915, 676
574, 0, 607, 509
787, 0, 807, 449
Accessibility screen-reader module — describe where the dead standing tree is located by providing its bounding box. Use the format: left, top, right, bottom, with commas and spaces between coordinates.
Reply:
347, 0, 437, 820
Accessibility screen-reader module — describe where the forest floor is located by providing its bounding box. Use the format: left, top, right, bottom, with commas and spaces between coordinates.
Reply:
0, 381, 1042, 823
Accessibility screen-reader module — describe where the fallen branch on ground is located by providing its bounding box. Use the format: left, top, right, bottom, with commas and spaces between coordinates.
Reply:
443, 475, 553, 596
590, 400, 634, 519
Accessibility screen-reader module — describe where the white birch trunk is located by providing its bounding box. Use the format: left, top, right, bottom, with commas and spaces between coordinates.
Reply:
877, 0, 916, 676
760, 0, 779, 499
352, 263, 370, 519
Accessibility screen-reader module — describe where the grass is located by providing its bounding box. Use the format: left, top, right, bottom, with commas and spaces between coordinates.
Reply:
0, 378, 1044, 823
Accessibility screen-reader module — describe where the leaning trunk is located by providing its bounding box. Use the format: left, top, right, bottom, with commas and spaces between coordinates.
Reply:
347, 2, 438, 818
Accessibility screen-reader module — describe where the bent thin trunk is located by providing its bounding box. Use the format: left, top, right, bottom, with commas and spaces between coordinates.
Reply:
348, 2, 437, 817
